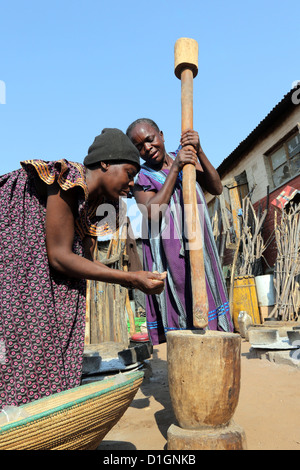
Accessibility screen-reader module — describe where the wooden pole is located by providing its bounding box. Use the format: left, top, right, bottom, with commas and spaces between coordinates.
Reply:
175, 38, 208, 328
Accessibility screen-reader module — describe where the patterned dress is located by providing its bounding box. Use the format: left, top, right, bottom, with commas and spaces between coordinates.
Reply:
0, 159, 114, 408
135, 152, 233, 345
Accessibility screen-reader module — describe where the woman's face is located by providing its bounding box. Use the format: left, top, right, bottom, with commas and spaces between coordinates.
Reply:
102, 162, 138, 201
129, 122, 165, 167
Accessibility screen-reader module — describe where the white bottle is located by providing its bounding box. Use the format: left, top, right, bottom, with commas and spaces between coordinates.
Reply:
238, 311, 253, 340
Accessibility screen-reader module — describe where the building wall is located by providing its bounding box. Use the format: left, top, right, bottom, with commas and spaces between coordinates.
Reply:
206, 104, 300, 207
253, 174, 300, 270
205, 99, 300, 275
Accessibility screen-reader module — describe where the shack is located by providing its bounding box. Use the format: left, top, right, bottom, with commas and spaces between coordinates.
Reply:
205, 86, 300, 327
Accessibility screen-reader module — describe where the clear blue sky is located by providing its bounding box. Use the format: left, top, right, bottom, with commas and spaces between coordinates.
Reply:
0, 0, 299, 177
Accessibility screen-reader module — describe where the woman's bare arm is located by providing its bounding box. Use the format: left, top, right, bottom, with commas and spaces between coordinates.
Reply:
133, 146, 198, 221
45, 183, 166, 294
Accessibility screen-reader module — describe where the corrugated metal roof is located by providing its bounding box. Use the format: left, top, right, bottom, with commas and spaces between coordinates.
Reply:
217, 88, 298, 176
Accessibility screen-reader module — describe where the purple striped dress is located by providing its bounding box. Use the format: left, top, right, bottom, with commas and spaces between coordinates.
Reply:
135, 153, 233, 345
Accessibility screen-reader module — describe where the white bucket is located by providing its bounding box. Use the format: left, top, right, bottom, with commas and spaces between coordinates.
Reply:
255, 274, 275, 306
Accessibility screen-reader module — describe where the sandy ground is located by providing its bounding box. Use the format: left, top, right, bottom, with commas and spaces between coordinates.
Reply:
97, 340, 300, 451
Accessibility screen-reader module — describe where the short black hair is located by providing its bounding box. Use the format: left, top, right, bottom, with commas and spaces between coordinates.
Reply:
126, 118, 160, 139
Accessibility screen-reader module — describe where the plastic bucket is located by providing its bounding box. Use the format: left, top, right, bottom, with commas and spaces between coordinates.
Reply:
254, 274, 275, 306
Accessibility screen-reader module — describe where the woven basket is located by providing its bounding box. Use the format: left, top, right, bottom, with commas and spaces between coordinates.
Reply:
0, 370, 143, 450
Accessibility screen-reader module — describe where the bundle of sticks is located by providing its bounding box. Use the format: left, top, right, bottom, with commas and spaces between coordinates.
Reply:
270, 202, 300, 321
237, 196, 268, 277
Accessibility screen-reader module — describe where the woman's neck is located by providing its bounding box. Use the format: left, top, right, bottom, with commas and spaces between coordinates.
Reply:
163, 153, 173, 168
148, 151, 172, 171
85, 168, 104, 204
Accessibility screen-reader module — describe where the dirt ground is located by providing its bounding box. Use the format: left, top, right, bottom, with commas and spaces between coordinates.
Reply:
97, 339, 300, 451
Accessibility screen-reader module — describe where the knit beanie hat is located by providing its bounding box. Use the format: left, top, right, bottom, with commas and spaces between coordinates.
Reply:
84, 128, 140, 169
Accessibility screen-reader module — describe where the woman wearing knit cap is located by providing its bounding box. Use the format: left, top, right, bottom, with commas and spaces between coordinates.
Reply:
0, 128, 166, 408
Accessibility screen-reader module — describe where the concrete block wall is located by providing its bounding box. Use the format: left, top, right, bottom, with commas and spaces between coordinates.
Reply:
220, 104, 300, 205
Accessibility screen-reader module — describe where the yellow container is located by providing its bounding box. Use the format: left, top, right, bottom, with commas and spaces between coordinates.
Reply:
232, 275, 261, 332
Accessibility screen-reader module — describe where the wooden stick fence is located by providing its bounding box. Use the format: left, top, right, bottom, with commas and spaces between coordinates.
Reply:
210, 185, 299, 323
238, 196, 268, 277
84, 219, 135, 347
270, 202, 300, 321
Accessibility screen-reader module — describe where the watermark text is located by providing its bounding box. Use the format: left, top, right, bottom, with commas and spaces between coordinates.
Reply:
96, 199, 205, 251
0, 339, 6, 364
0, 80, 6, 104
291, 80, 300, 105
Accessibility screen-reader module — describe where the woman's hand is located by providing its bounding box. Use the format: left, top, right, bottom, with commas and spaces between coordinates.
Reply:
180, 128, 223, 195
131, 271, 167, 295
173, 145, 198, 172
180, 129, 201, 153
